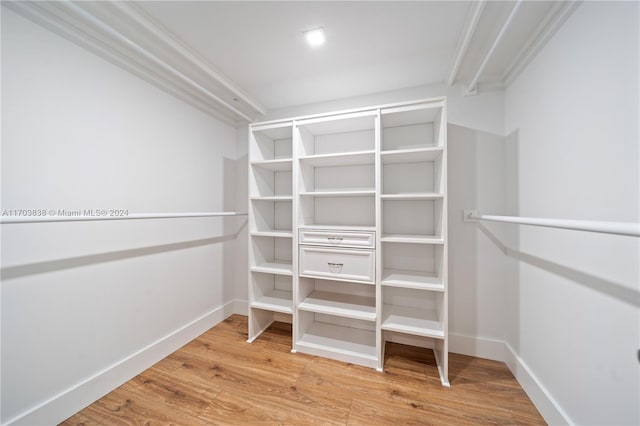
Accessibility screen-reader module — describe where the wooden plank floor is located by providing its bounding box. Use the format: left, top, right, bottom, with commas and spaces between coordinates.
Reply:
61, 315, 545, 425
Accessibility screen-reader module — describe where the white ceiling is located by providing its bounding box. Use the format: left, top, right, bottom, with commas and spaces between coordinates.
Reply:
136, 0, 569, 112
6, 1, 577, 122
138, 1, 470, 110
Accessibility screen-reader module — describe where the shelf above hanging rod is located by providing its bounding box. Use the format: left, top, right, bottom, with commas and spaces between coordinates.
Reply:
464, 210, 640, 238
0, 212, 248, 224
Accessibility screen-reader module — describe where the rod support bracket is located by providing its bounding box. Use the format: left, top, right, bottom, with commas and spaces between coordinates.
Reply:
463, 85, 478, 97
464, 209, 479, 222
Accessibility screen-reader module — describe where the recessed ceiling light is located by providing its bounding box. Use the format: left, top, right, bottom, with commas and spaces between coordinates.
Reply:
304, 28, 325, 47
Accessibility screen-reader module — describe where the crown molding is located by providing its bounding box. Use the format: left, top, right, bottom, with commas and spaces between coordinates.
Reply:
502, 1, 581, 87
3, 1, 267, 125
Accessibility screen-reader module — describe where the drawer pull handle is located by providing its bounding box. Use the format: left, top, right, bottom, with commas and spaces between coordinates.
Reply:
328, 262, 343, 274
327, 236, 343, 242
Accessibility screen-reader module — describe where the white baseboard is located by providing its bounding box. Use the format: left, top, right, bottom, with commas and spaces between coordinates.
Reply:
503, 342, 572, 425
5, 301, 236, 426
449, 332, 505, 362
449, 334, 570, 425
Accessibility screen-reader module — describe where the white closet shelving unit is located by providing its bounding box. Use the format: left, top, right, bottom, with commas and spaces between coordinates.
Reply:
378, 103, 449, 386
248, 98, 449, 386
248, 123, 295, 340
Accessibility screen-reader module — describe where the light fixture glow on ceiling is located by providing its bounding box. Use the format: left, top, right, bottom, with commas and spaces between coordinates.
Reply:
304, 28, 325, 47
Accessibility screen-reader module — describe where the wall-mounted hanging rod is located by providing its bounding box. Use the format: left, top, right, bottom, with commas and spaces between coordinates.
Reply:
464, 210, 640, 238
466, 0, 522, 94
0, 212, 247, 225
447, 0, 486, 87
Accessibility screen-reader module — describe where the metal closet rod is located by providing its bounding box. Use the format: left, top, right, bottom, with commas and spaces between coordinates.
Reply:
0, 212, 248, 224
466, 211, 640, 238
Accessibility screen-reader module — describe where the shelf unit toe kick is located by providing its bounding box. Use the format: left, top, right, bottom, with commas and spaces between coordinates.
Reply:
296, 320, 378, 369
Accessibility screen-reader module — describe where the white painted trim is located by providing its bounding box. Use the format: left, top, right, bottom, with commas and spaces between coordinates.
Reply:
2, 1, 264, 124
504, 342, 572, 425
503, 1, 581, 87
447, 334, 572, 425
3, 301, 236, 426
446, 0, 486, 87
448, 332, 505, 362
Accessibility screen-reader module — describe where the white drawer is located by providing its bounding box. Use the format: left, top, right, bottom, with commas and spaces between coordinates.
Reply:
299, 246, 375, 283
298, 229, 375, 248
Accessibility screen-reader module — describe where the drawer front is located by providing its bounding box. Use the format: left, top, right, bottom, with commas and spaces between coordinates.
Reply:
299, 229, 375, 248
299, 246, 375, 283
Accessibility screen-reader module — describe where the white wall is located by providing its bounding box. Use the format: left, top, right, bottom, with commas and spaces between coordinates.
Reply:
8, 2, 636, 425
1, 8, 243, 425
504, 2, 639, 424
447, 125, 510, 359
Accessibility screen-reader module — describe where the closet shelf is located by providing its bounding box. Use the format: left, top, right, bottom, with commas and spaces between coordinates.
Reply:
381, 234, 444, 244
381, 193, 443, 201
299, 190, 375, 197
381, 305, 444, 339
298, 224, 376, 232
380, 147, 443, 164
381, 269, 444, 291
250, 158, 293, 172
298, 291, 376, 321
299, 150, 375, 167
250, 231, 293, 238
250, 195, 293, 201
250, 290, 293, 314
250, 261, 293, 276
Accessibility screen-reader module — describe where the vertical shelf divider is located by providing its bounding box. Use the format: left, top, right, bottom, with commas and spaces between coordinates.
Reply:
374, 110, 383, 371
291, 120, 300, 352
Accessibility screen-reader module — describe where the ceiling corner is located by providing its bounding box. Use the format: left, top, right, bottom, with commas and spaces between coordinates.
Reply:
502, 0, 581, 87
